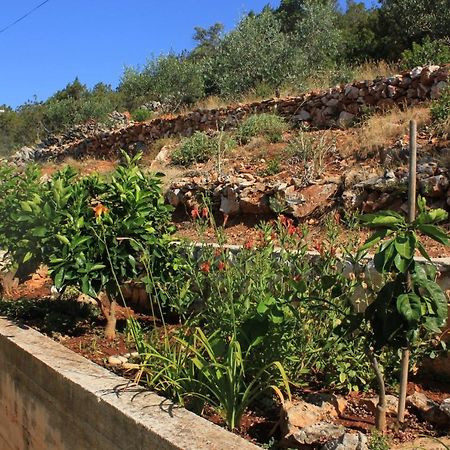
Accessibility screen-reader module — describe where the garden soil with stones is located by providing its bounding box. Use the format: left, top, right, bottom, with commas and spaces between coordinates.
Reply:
1, 272, 450, 449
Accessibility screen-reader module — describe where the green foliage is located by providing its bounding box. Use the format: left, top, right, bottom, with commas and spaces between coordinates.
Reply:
401, 37, 450, 68
210, 9, 291, 97
171, 132, 215, 166
0, 164, 43, 278
368, 430, 390, 450
131, 108, 154, 122
119, 54, 205, 111
1, 153, 173, 307
134, 320, 290, 430
236, 114, 287, 144
337, 1, 379, 63
358, 197, 449, 351
377, 0, 450, 60
288, 0, 342, 76
259, 158, 281, 177
431, 86, 450, 122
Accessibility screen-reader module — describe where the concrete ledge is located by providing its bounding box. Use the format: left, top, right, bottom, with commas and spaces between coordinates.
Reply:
0, 317, 260, 450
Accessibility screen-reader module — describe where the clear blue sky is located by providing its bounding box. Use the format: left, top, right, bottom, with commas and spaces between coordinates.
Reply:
0, 0, 375, 108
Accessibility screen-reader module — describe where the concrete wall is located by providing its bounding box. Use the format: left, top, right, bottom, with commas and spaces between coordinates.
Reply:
0, 318, 260, 450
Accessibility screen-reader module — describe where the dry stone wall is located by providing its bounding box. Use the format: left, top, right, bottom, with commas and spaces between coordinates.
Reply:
11, 65, 450, 163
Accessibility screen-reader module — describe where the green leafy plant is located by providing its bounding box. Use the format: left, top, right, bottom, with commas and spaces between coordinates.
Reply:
401, 37, 450, 68
259, 157, 281, 177
131, 108, 154, 122
236, 114, 287, 144
431, 86, 450, 122
368, 430, 390, 450
171, 132, 216, 166
0, 163, 43, 281
4, 153, 174, 339
354, 196, 449, 430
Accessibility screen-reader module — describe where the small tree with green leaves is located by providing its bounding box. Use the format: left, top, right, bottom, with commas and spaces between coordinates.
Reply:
353, 197, 449, 431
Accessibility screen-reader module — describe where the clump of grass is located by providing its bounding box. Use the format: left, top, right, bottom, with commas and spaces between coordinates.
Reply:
236, 113, 288, 145
131, 108, 155, 122
171, 131, 235, 167
285, 130, 335, 177
258, 157, 281, 177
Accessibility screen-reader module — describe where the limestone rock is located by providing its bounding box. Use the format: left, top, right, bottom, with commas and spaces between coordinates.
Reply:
290, 184, 338, 219
220, 187, 240, 216
337, 111, 355, 128
407, 392, 450, 427
289, 422, 346, 448
360, 394, 399, 417
321, 431, 368, 450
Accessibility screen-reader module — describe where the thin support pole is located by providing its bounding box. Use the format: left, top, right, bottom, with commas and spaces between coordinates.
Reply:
398, 120, 417, 423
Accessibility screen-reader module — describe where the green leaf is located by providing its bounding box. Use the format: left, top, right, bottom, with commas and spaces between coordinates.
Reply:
56, 234, 71, 246
90, 264, 106, 271
359, 229, 390, 252
360, 210, 405, 229
394, 253, 410, 273
20, 201, 32, 212
418, 224, 450, 246
394, 232, 415, 260
397, 293, 422, 325
22, 251, 33, 263
54, 269, 65, 288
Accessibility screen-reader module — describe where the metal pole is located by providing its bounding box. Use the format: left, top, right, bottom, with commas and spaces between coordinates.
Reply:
398, 120, 417, 423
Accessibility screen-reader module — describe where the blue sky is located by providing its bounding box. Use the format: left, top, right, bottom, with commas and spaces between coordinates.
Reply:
0, 0, 376, 108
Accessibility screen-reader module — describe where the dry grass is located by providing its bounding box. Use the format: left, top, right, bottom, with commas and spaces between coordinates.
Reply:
40, 157, 118, 177
191, 96, 234, 111
351, 60, 400, 82
344, 105, 431, 160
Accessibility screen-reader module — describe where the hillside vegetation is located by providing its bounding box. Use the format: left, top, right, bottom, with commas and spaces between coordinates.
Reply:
1, 0, 450, 156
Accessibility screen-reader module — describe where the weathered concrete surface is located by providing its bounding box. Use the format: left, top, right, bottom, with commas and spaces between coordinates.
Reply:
0, 317, 260, 450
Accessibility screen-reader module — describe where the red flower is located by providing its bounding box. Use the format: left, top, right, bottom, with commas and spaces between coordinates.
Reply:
244, 239, 254, 250
201, 207, 209, 218
218, 261, 226, 271
199, 261, 210, 273
314, 243, 323, 254
191, 207, 200, 219
279, 215, 288, 226
287, 225, 296, 236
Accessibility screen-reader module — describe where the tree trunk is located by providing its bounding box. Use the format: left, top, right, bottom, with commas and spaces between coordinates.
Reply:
97, 292, 117, 340
366, 347, 387, 432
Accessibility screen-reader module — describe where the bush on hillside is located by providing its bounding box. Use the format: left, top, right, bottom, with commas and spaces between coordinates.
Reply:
236, 114, 287, 144
431, 86, 450, 122
401, 37, 450, 68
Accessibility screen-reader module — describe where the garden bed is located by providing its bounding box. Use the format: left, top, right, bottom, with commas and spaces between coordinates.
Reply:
0, 316, 259, 450
1, 280, 450, 449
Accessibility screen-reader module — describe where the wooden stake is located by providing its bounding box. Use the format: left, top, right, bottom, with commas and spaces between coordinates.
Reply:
398, 120, 417, 423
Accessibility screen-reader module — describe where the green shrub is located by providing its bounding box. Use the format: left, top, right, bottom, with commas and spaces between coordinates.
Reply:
0, 164, 43, 279
236, 114, 287, 144
131, 108, 154, 122
368, 430, 390, 450
171, 132, 216, 166
1, 153, 174, 339
402, 37, 450, 68
431, 86, 450, 122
